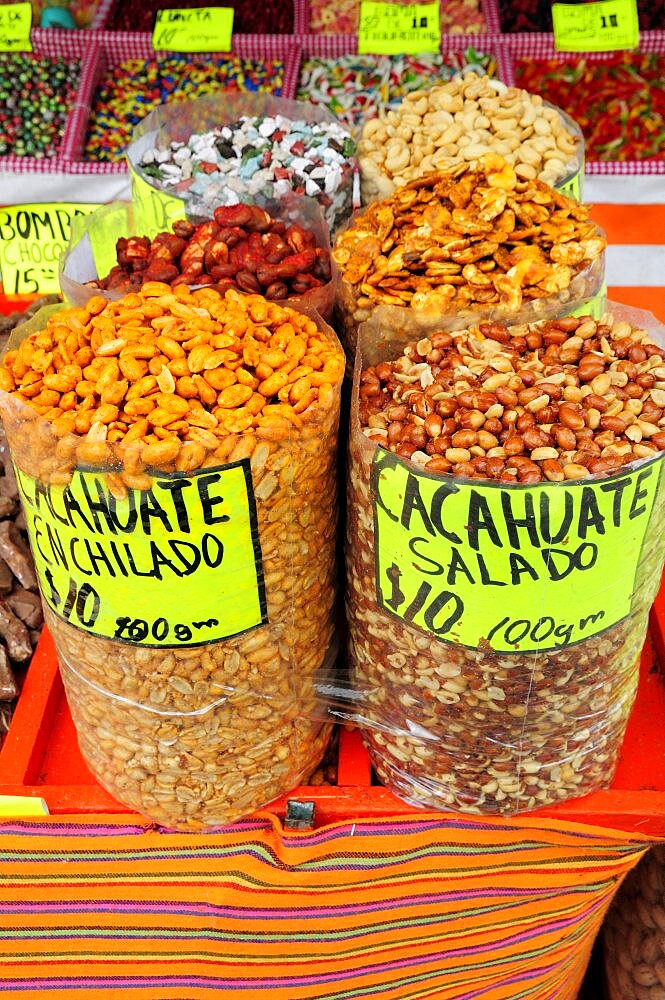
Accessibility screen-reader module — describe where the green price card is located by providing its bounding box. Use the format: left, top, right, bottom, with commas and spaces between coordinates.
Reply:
358, 1, 440, 55
552, 0, 639, 52
152, 6, 234, 52
0, 2, 32, 52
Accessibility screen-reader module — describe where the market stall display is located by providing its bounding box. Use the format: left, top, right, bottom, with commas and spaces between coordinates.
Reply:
105, 0, 296, 32
497, 0, 665, 33
333, 156, 606, 361
84, 54, 287, 163
514, 53, 665, 163
0, 53, 79, 160
346, 305, 665, 814
0, 285, 345, 829
296, 50, 497, 137
308, 0, 487, 33
358, 73, 583, 204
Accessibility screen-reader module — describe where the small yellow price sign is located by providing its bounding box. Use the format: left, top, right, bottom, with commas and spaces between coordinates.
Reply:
152, 6, 234, 52
0, 203, 99, 296
0, 796, 48, 817
0, 2, 32, 53
552, 0, 639, 52
358, 1, 440, 55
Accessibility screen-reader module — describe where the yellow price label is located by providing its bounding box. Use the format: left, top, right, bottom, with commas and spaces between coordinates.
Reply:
0, 203, 99, 296
0, 796, 48, 817
552, 0, 639, 52
372, 448, 663, 653
0, 2, 32, 53
15, 462, 267, 648
358, 1, 440, 55
152, 6, 234, 52
130, 168, 187, 242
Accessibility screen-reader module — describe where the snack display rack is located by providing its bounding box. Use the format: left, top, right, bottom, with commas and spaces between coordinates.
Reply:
0, 3, 665, 998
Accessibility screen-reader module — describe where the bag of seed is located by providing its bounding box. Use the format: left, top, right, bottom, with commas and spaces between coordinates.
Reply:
0, 286, 345, 830
60, 195, 338, 322
344, 302, 665, 816
125, 92, 357, 238
333, 155, 606, 366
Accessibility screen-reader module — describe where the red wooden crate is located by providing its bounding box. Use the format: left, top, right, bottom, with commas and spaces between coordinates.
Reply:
3, 594, 665, 833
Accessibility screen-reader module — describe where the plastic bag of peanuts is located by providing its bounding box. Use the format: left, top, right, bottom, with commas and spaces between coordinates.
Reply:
342, 301, 665, 816
333, 154, 606, 366
60, 196, 338, 322
604, 846, 665, 1000
0, 285, 345, 830
358, 74, 585, 205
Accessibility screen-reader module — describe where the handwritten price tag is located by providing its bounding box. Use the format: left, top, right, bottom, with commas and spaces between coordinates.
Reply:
152, 6, 234, 52
372, 447, 663, 653
16, 461, 267, 648
0, 203, 99, 296
552, 0, 639, 52
0, 2, 32, 52
358, 1, 440, 55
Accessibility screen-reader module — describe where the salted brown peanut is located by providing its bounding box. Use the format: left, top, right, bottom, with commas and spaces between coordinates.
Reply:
346, 310, 665, 815
0, 286, 344, 829
333, 156, 606, 361
358, 314, 665, 481
604, 847, 665, 1000
359, 73, 582, 204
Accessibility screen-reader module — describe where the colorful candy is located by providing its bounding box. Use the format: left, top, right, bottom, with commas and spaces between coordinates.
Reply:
297, 50, 497, 136
107, 0, 293, 32
136, 116, 356, 231
310, 0, 486, 33
0, 53, 79, 158
515, 54, 665, 161
84, 55, 285, 162
499, 0, 664, 32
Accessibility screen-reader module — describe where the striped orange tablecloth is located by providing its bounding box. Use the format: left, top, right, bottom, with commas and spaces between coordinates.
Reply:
0, 813, 652, 999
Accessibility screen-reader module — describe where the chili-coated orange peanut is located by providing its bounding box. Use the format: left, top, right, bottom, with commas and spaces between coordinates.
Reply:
0, 286, 345, 831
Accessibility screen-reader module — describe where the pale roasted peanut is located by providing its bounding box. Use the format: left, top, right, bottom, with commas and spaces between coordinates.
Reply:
359, 73, 582, 205
0, 285, 345, 831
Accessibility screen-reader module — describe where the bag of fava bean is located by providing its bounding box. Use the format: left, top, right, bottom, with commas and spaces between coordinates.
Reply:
343, 302, 665, 816
0, 286, 345, 830
60, 195, 338, 322
333, 156, 606, 367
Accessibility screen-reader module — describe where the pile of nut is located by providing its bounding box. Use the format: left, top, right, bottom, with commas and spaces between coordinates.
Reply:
347, 311, 665, 814
603, 846, 665, 1000
358, 73, 582, 203
359, 313, 665, 482
89, 203, 332, 303
0, 286, 345, 829
333, 156, 606, 356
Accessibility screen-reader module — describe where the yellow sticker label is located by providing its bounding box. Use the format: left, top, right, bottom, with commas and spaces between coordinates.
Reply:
556, 164, 582, 201
16, 462, 267, 648
568, 283, 607, 320
152, 6, 234, 52
0, 2, 32, 52
358, 1, 440, 55
372, 448, 663, 653
0, 203, 99, 295
552, 0, 639, 52
130, 168, 187, 242
0, 796, 48, 817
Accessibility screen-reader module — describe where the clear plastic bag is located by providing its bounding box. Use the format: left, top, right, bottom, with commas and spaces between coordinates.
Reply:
342, 302, 665, 816
333, 161, 606, 365
0, 289, 345, 830
59, 196, 338, 323
126, 92, 357, 237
